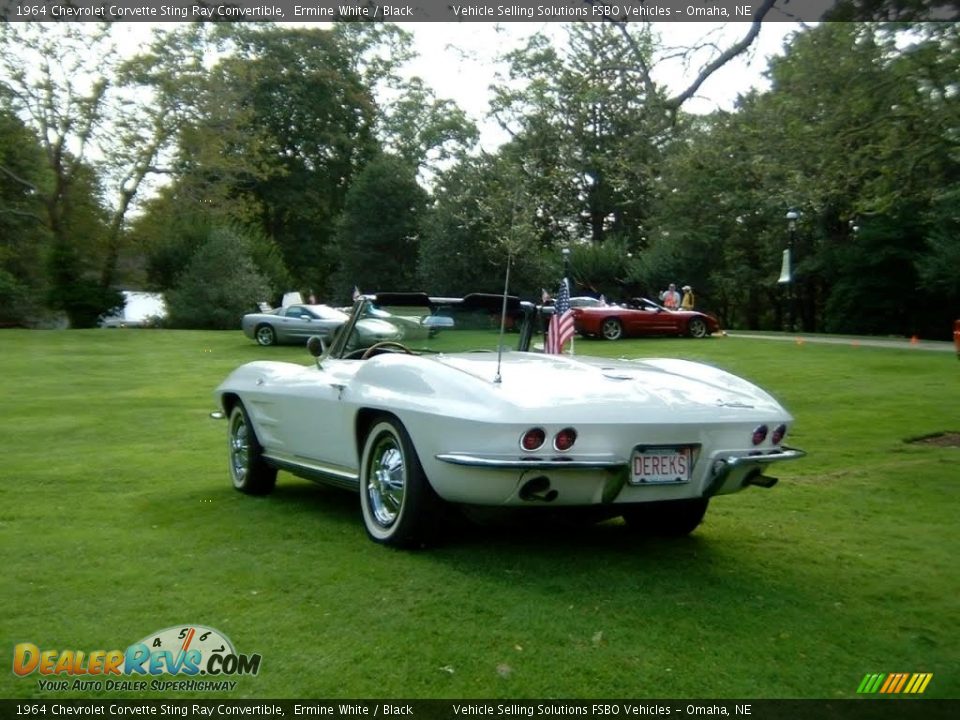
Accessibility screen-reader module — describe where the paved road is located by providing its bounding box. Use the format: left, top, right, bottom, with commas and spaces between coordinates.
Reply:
726, 332, 957, 353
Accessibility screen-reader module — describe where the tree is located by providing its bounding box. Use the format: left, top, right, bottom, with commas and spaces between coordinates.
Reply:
102, 24, 214, 288
491, 25, 664, 247
601, 0, 783, 124
193, 25, 381, 295
640, 104, 799, 329
646, 22, 960, 335
165, 227, 272, 330
378, 76, 479, 174
130, 193, 291, 302
418, 154, 556, 299
332, 153, 428, 301
418, 159, 499, 296
757, 23, 959, 336
0, 24, 206, 322
824, 0, 959, 21
44, 161, 122, 328
566, 238, 640, 302
0, 108, 50, 324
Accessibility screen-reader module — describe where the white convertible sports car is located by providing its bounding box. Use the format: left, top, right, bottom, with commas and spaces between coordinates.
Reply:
214, 293, 805, 547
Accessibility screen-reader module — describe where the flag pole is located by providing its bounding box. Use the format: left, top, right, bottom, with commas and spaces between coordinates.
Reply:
562, 248, 574, 356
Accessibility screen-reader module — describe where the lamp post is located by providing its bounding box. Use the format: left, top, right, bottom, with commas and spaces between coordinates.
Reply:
785, 210, 798, 332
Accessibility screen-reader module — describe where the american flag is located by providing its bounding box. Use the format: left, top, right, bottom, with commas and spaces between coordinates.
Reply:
546, 278, 574, 354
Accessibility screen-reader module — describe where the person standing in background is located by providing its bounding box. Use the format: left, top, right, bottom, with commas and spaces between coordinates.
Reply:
681, 285, 695, 311
660, 283, 681, 309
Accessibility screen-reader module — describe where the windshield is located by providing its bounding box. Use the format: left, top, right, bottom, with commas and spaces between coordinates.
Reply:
334, 295, 533, 358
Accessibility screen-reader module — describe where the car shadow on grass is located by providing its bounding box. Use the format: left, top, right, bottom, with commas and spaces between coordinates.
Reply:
203, 477, 719, 558
184, 480, 822, 617
444, 507, 715, 559
192, 478, 796, 579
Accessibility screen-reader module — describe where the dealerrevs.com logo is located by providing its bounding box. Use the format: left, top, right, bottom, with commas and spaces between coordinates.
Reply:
13, 625, 261, 692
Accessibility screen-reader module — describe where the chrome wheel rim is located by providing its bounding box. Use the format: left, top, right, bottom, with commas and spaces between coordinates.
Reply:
256, 326, 274, 345
690, 319, 706, 338
230, 414, 249, 485
602, 319, 621, 340
367, 434, 405, 528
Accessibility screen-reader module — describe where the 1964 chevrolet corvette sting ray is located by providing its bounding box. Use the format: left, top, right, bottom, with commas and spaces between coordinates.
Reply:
213, 293, 805, 547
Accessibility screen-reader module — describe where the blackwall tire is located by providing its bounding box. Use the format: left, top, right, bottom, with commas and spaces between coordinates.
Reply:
688, 318, 708, 338
601, 318, 623, 341
255, 325, 277, 346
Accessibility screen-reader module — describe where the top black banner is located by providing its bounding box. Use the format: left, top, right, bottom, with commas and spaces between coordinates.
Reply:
1, 0, 958, 23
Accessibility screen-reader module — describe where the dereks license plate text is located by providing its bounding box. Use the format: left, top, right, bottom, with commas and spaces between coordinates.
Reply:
630, 447, 692, 484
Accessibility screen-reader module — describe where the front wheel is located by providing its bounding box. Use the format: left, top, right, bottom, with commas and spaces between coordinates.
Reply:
622, 498, 709, 536
601, 318, 623, 341
688, 318, 708, 338
359, 417, 441, 548
228, 403, 277, 495
255, 324, 277, 346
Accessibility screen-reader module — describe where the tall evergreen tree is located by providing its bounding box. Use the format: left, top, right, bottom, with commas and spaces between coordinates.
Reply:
332, 154, 428, 301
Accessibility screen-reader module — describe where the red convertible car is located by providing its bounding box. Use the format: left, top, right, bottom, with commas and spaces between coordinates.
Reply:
573, 298, 720, 340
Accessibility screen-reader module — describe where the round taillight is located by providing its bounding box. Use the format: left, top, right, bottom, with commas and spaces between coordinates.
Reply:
521, 428, 546, 452
752, 425, 769, 446
554, 428, 577, 452
771, 424, 787, 445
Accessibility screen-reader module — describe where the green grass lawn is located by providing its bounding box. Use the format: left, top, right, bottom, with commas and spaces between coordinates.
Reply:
2, 329, 957, 700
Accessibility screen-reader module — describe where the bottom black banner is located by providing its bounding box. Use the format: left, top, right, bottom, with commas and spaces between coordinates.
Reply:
0, 700, 957, 720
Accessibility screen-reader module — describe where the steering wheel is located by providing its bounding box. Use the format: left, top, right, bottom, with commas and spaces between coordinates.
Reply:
360, 341, 413, 360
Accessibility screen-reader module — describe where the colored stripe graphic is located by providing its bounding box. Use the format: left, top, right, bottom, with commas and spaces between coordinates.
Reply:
858, 672, 932, 694
888, 673, 909, 693
857, 673, 886, 694
906, 673, 933, 694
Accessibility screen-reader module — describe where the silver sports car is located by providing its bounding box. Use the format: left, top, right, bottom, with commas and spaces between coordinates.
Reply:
241, 304, 349, 346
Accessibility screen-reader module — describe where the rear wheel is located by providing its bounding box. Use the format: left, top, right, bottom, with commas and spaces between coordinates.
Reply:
601, 318, 623, 341
688, 317, 708, 338
228, 403, 277, 495
359, 417, 441, 548
622, 498, 709, 536
255, 324, 277, 346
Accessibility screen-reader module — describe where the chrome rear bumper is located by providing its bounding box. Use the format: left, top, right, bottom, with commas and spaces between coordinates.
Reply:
435, 453, 626, 470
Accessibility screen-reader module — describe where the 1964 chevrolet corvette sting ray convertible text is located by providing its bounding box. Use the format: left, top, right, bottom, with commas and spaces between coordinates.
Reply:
214, 293, 805, 547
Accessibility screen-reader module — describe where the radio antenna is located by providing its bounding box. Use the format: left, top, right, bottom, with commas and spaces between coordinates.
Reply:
494, 253, 512, 384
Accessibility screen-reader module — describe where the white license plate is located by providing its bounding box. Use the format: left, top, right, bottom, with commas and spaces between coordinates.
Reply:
630, 447, 693, 485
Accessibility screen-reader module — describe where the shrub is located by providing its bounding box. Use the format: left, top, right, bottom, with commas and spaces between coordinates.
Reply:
165, 228, 271, 330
